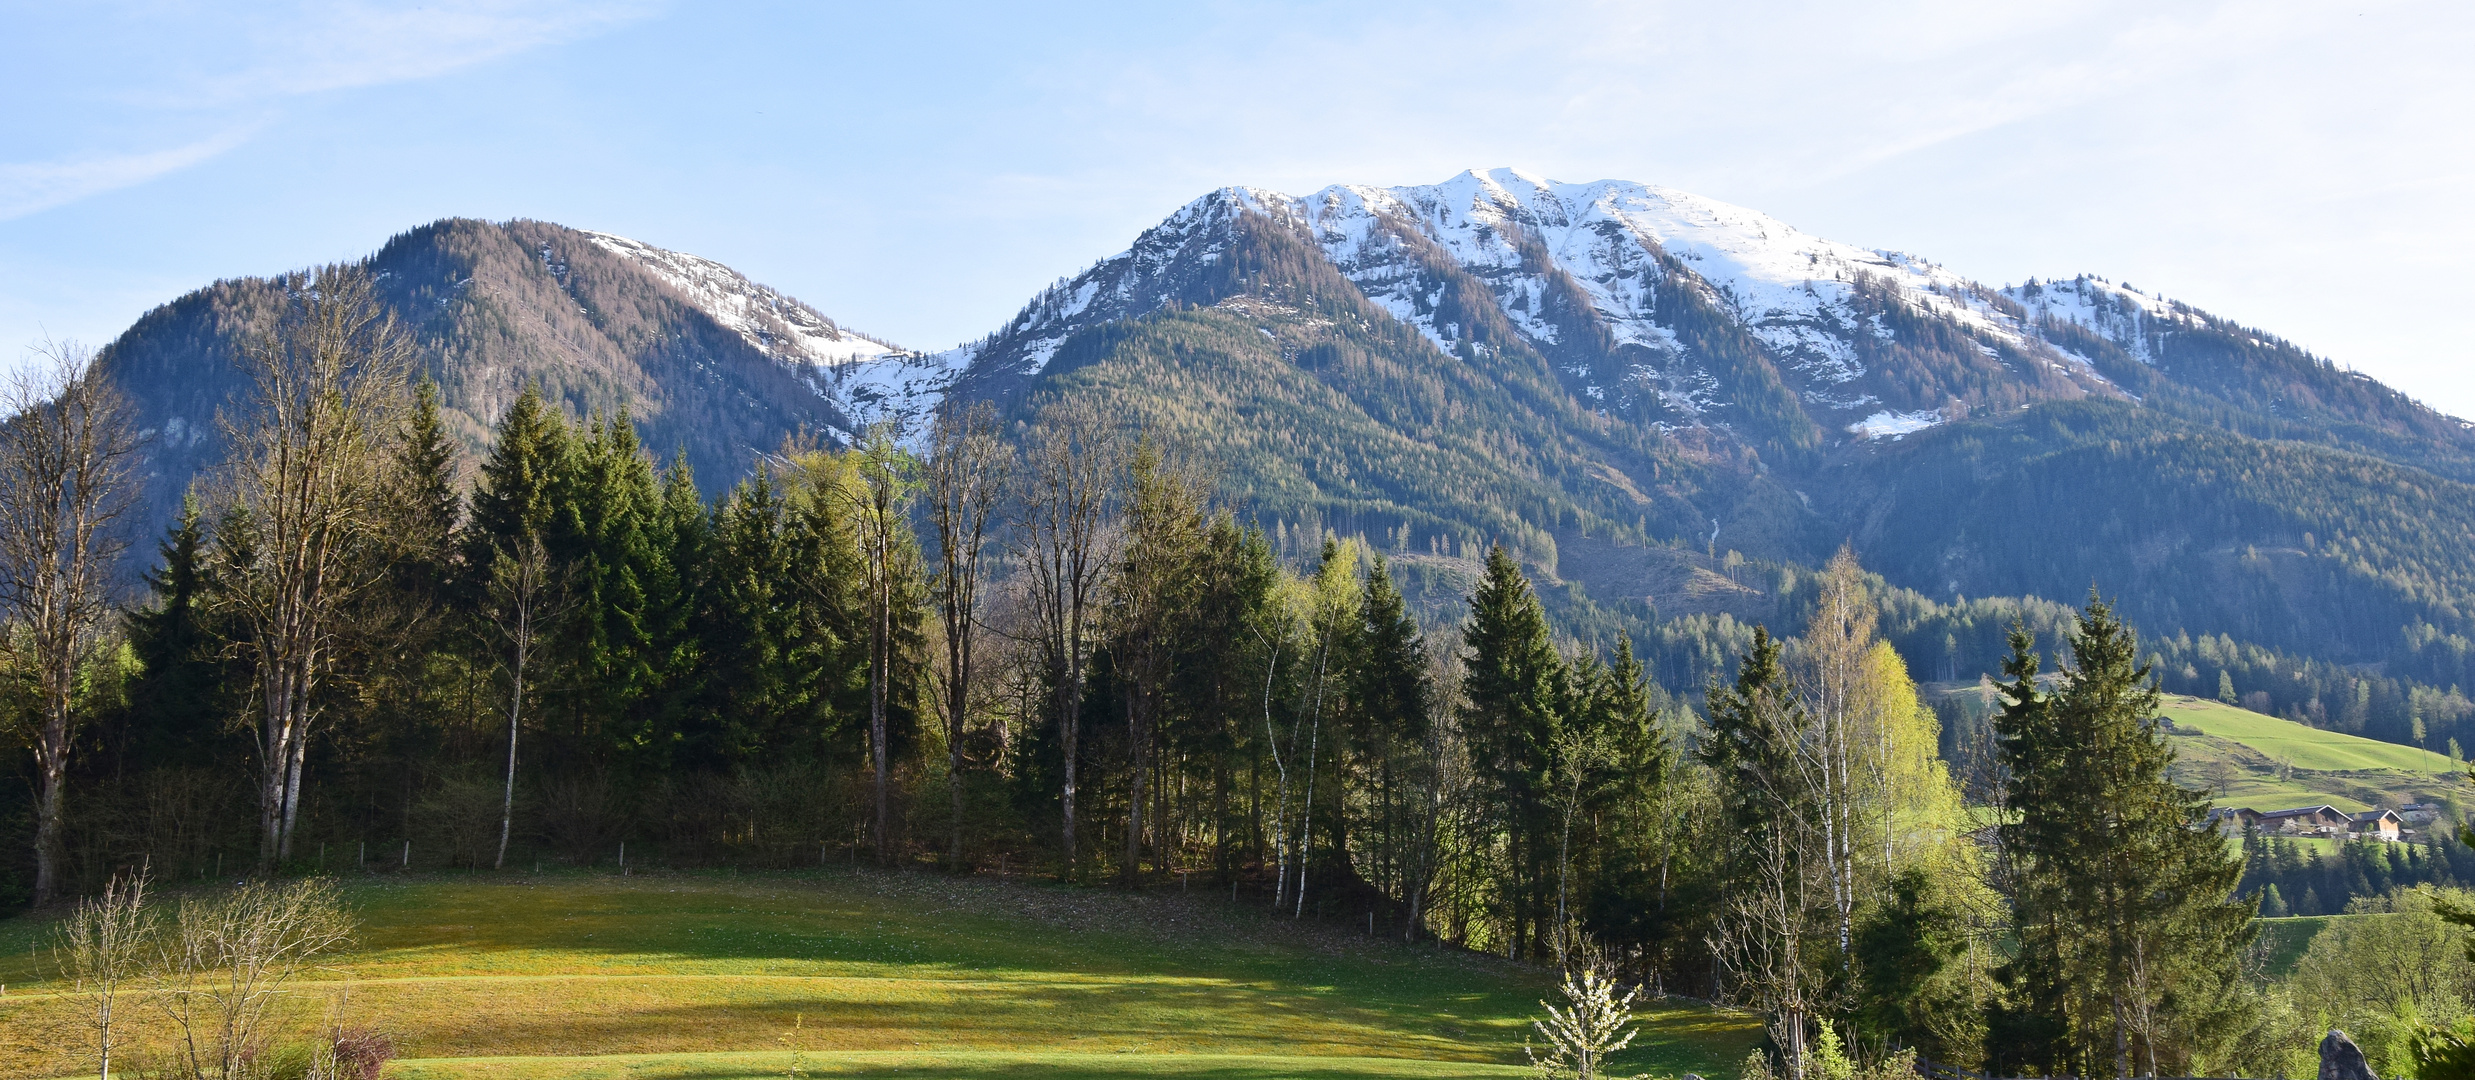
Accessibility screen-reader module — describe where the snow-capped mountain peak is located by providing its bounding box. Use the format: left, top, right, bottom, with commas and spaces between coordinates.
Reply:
929, 170, 2171, 445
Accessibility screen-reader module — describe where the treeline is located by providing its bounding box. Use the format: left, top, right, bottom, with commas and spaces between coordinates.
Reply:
1561, 537, 2475, 770
2236, 832, 2475, 918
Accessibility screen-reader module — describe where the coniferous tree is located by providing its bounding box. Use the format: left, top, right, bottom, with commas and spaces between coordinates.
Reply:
1168, 516, 1280, 883
1110, 438, 1209, 886
1854, 869, 1976, 1063
466, 387, 571, 568
633, 452, 709, 770
391, 382, 462, 604
552, 411, 664, 763
1990, 600, 2252, 1074
1350, 556, 1431, 901
1461, 543, 1562, 958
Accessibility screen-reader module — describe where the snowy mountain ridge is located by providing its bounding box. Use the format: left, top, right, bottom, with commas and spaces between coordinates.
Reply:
578, 168, 2442, 455
946, 168, 2171, 445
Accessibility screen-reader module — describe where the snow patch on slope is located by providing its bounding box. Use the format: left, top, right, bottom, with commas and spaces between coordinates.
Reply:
944, 189, 1269, 384
2002, 275, 2177, 364
583, 231, 895, 366
1848, 409, 1943, 441
583, 229, 958, 437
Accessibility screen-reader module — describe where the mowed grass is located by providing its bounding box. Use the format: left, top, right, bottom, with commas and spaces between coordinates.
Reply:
2161, 696, 2455, 775
2159, 695, 2464, 813
389, 1050, 1533, 1080
0, 871, 1759, 1080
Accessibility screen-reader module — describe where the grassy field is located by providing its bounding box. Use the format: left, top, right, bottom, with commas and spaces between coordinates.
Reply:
0, 871, 1760, 1080
2251, 914, 2349, 978
2156, 695, 2464, 814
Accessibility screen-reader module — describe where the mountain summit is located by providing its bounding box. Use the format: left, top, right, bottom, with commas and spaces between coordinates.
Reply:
945, 168, 2464, 467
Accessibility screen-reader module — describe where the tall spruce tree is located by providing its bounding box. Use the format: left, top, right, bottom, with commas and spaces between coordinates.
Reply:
466, 387, 571, 563
633, 452, 709, 769
1990, 600, 2251, 1075
1350, 556, 1430, 900
364, 381, 467, 838
1461, 543, 1561, 958
122, 496, 240, 767
1168, 516, 1280, 883
554, 411, 663, 762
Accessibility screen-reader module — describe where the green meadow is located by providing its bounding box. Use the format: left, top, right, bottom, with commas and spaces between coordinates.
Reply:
0, 872, 1761, 1080
2159, 695, 2462, 813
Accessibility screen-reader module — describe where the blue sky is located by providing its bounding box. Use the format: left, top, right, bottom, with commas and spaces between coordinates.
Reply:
6, 1, 2471, 415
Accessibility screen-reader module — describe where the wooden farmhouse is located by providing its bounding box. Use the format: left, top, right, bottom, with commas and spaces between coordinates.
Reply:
2213, 804, 2411, 841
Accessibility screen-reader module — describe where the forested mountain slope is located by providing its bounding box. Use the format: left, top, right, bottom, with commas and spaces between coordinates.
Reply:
955, 171, 2472, 709
96, 217, 939, 529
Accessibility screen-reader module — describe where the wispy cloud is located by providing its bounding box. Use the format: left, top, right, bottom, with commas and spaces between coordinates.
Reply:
149, 0, 668, 108
0, 129, 260, 221
0, 1, 665, 220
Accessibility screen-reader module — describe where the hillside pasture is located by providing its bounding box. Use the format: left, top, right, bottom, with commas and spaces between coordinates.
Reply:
2157, 695, 2463, 814
0, 872, 1760, 1080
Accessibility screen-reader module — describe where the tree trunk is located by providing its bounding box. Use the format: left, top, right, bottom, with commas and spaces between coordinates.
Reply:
872, 585, 890, 865
949, 709, 966, 870
281, 704, 311, 861
1124, 694, 1146, 888
30, 721, 65, 905
259, 684, 290, 872
496, 647, 524, 871
947, 617, 967, 871
1061, 651, 1081, 881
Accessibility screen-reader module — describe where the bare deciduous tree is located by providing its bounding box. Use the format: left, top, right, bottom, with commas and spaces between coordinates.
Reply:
1403, 644, 1469, 942
0, 341, 138, 905
1015, 400, 1124, 882
1549, 722, 1618, 964
54, 868, 155, 1080
487, 535, 564, 871
213, 266, 412, 871
926, 401, 1008, 870
847, 423, 920, 865
151, 877, 355, 1080
1800, 546, 1872, 957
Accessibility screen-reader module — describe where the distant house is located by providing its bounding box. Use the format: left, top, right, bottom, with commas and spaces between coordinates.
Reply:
2210, 807, 2261, 835
2402, 802, 2444, 824
2352, 809, 2404, 840
2254, 805, 2352, 835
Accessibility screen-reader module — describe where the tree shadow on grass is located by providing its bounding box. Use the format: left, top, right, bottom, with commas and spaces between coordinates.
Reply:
392, 1051, 1534, 1080
351, 975, 1492, 1061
